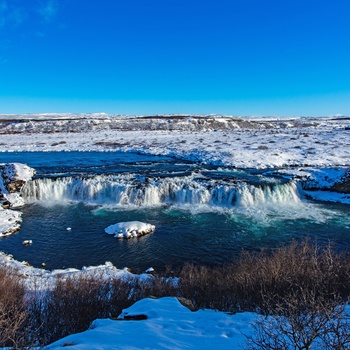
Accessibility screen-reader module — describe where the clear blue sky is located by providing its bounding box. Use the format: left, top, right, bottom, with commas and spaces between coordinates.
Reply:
1, 0, 350, 116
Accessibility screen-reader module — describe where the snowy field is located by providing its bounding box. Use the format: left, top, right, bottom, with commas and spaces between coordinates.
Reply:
0, 114, 350, 348
0, 113, 349, 169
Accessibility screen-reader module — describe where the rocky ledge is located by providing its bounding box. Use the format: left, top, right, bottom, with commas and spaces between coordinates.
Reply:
0, 163, 35, 236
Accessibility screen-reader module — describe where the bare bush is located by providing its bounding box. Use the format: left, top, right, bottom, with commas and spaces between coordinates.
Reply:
245, 290, 350, 350
28, 274, 135, 345
178, 240, 350, 312
0, 266, 28, 348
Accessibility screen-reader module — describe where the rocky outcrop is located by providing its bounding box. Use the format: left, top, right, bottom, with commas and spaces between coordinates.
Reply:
0, 163, 35, 236
331, 170, 350, 194
0, 163, 35, 208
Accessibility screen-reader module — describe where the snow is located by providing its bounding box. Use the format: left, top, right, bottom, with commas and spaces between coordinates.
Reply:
0, 207, 21, 236
1, 162, 35, 183
0, 163, 35, 208
105, 221, 156, 238
0, 251, 151, 291
0, 162, 35, 236
304, 190, 350, 204
48, 297, 256, 349
0, 114, 349, 169
274, 167, 348, 189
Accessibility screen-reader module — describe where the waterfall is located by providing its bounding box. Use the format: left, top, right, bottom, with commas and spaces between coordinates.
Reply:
235, 181, 301, 207
22, 174, 303, 209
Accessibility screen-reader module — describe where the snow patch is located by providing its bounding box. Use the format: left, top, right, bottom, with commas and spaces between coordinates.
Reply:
48, 297, 256, 349
105, 221, 155, 239
0, 207, 21, 236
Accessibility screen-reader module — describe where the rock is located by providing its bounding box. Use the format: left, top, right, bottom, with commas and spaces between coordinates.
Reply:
331, 171, 350, 194
123, 314, 148, 321
105, 221, 156, 239
176, 297, 197, 312
22, 240, 33, 245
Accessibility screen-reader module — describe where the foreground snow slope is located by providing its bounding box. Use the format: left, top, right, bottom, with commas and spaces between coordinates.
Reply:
0, 114, 349, 168
48, 297, 255, 350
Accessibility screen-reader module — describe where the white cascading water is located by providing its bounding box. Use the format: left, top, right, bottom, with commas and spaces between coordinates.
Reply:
235, 181, 301, 207
21, 174, 303, 209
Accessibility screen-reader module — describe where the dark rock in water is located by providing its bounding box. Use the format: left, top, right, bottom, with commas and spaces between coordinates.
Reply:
331, 169, 350, 194
145, 267, 155, 274
332, 180, 350, 194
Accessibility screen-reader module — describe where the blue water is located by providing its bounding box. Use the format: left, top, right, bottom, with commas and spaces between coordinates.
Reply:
0, 152, 349, 273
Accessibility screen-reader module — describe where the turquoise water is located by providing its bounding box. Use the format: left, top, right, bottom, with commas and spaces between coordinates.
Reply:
1, 152, 349, 272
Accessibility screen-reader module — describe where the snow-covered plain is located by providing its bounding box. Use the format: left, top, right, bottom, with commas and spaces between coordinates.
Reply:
0, 114, 350, 349
0, 114, 349, 169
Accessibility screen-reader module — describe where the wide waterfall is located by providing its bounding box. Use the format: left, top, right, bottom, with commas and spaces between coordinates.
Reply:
22, 174, 302, 209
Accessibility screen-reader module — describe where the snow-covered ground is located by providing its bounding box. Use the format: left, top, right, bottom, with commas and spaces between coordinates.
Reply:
0, 114, 349, 169
48, 297, 256, 350
0, 251, 151, 292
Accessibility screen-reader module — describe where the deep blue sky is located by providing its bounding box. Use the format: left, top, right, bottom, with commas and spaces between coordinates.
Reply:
1, 0, 350, 116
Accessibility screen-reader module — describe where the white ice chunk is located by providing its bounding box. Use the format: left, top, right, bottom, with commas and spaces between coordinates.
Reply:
22, 240, 33, 245
105, 221, 155, 239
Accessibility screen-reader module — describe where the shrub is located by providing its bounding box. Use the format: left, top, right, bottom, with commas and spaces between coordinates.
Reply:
28, 274, 135, 345
0, 266, 28, 348
178, 240, 350, 312
245, 291, 350, 350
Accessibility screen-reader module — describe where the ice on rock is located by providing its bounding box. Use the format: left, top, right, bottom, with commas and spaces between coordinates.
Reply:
22, 240, 33, 245
0, 163, 35, 236
105, 221, 155, 239
0, 207, 21, 236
